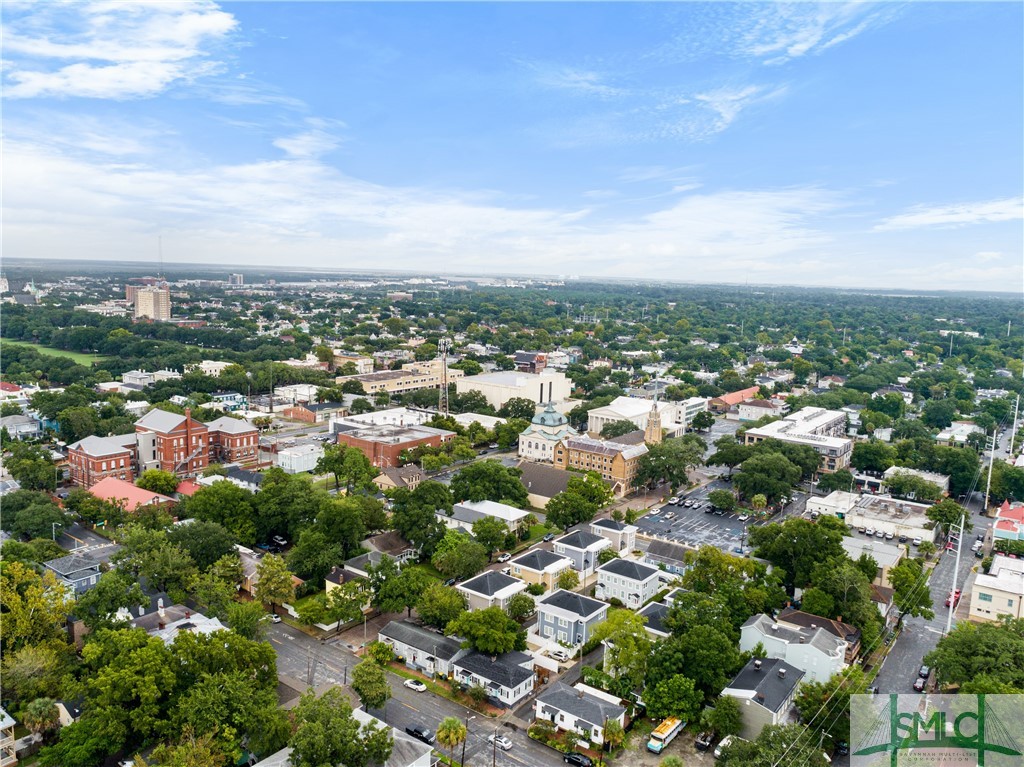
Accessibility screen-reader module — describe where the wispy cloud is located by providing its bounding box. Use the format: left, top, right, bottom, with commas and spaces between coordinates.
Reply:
875, 197, 1024, 231
3, 1, 237, 99
273, 119, 347, 159
529, 64, 628, 99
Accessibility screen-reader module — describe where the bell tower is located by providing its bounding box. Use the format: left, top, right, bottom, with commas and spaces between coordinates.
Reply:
644, 398, 663, 445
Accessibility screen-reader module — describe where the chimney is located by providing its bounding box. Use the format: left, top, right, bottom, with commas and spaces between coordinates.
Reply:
778, 668, 787, 679
810, 624, 817, 629
185, 610, 191, 619
185, 407, 192, 419
756, 693, 766, 703
753, 659, 762, 671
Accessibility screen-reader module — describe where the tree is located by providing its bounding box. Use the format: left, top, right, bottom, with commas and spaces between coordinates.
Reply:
794, 667, 868, 743
602, 717, 625, 751
850, 440, 896, 473
432, 536, 488, 581
707, 489, 737, 512
148, 727, 233, 767
64, 487, 125, 527
597, 548, 619, 565
928, 497, 972, 536
591, 609, 651, 691
815, 468, 855, 494
472, 516, 509, 560
0, 643, 70, 706
747, 517, 845, 591
366, 640, 395, 666
166, 520, 236, 570
888, 557, 934, 621
183, 481, 256, 545
22, 697, 59, 741
315, 495, 369, 558
389, 482, 450, 555
4, 444, 58, 491
374, 565, 433, 616
853, 552, 879, 582
135, 469, 181, 496
498, 397, 538, 421
0, 563, 75, 656
449, 460, 528, 507
691, 410, 715, 432
506, 592, 536, 621
557, 569, 580, 591
73, 570, 147, 631
751, 494, 768, 513
719, 723, 831, 767
0, 490, 70, 540
287, 529, 343, 584
921, 398, 958, 429
647, 625, 742, 701
446, 606, 526, 654
645, 675, 703, 723
703, 695, 742, 737
545, 490, 598, 531
924, 617, 1024, 689
706, 437, 752, 474
139, 542, 198, 598
226, 601, 270, 641
733, 452, 801, 505
289, 687, 393, 767
189, 571, 238, 620
436, 717, 467, 766
416, 583, 467, 629
600, 419, 639, 439
636, 438, 705, 491
254, 554, 294, 614
351, 659, 392, 712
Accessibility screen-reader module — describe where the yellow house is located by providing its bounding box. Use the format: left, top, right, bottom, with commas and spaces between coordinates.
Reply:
510, 550, 573, 590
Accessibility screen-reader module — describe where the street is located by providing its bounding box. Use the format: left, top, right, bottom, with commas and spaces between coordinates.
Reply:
56, 522, 121, 564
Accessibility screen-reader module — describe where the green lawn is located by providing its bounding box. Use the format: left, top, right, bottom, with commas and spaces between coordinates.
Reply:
408, 562, 445, 580
2, 340, 107, 365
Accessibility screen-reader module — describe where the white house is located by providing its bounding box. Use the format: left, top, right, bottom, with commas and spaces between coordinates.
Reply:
595, 559, 661, 608
589, 518, 637, 553
378, 620, 466, 677
721, 658, 804, 741
457, 571, 528, 611
534, 682, 626, 746
439, 499, 531, 534
739, 614, 846, 684
453, 651, 536, 708
553, 530, 612, 576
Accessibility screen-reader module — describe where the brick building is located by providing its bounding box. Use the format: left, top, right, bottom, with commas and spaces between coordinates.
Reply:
334, 422, 455, 469
135, 409, 210, 475
552, 435, 647, 496
205, 416, 260, 463
67, 434, 137, 488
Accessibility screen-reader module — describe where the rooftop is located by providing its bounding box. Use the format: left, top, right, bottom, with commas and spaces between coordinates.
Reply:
511, 549, 572, 572
455, 651, 534, 689
88, 476, 173, 509
975, 555, 1024, 596
556, 530, 609, 550
725, 657, 804, 713
637, 601, 670, 635
597, 558, 659, 581
538, 589, 607, 618
44, 553, 101, 577
379, 620, 465, 660
459, 571, 523, 597
536, 682, 626, 729
742, 613, 846, 657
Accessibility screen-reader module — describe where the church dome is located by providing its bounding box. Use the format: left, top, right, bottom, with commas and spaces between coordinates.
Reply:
532, 403, 567, 427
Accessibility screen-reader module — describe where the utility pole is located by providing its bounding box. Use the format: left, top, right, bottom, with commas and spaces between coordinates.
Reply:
461, 715, 476, 767
1010, 394, 1020, 455
984, 430, 996, 513
944, 513, 966, 636
438, 337, 451, 416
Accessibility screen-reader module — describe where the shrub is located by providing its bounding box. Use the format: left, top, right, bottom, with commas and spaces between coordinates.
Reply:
526, 582, 547, 596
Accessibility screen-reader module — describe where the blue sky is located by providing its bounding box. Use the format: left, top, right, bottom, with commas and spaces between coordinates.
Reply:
3, 1, 1022, 290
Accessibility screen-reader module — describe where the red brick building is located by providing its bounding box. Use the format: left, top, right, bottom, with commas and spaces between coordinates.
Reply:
135, 408, 210, 476
205, 416, 259, 464
67, 434, 137, 488
334, 423, 454, 469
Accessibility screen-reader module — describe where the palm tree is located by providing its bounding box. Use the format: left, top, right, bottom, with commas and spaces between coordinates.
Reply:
437, 716, 467, 765
22, 698, 58, 741
602, 718, 625, 752
751, 494, 768, 515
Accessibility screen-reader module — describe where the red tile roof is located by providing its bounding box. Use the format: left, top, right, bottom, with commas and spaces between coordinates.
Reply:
175, 479, 203, 497
89, 477, 174, 510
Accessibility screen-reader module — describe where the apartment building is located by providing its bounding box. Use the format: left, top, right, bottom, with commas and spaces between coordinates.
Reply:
67, 434, 138, 487
552, 435, 647, 496
336, 358, 462, 395
969, 555, 1024, 623
586, 395, 707, 437
744, 407, 852, 474
133, 285, 171, 321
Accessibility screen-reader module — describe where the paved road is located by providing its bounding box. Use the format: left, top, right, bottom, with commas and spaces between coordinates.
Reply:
56, 522, 122, 563
871, 491, 991, 694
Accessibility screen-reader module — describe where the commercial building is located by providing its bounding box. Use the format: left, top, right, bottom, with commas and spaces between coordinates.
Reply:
744, 407, 852, 474
336, 358, 462, 395
189, 360, 233, 377
809, 492, 937, 544
276, 443, 324, 474
133, 285, 171, 321
552, 435, 647, 496
839, 537, 905, 588
882, 466, 950, 496
334, 422, 455, 469
332, 353, 375, 375
455, 370, 572, 410
969, 555, 1024, 623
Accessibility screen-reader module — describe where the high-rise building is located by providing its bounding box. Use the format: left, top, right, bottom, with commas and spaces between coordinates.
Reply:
228, 273, 244, 286
134, 286, 171, 321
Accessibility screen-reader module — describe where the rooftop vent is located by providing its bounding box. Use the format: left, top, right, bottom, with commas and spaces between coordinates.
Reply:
753, 659, 762, 671
778, 668, 787, 679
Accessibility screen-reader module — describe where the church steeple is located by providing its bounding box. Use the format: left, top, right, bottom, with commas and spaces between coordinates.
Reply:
644, 396, 663, 445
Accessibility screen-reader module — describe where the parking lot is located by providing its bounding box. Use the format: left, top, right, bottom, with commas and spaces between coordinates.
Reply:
636, 478, 808, 555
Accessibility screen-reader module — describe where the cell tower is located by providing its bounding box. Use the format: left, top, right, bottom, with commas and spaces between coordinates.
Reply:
437, 337, 451, 416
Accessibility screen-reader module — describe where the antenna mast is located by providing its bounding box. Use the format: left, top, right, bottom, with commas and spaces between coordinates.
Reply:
437, 337, 451, 416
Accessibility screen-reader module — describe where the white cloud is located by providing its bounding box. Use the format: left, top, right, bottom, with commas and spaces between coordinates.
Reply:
3, 1, 237, 99
530, 64, 628, 99
875, 197, 1024, 231
273, 119, 347, 159
693, 84, 787, 134
975, 251, 1003, 263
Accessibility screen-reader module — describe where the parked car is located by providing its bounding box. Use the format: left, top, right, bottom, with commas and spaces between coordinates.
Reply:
683, 499, 694, 507
912, 537, 923, 546
875, 530, 886, 539
272, 535, 288, 547
898, 535, 908, 543
500, 567, 511, 575
489, 734, 513, 751
551, 648, 571, 663
976, 548, 985, 558
692, 501, 702, 509
705, 505, 715, 513
443, 578, 457, 586
919, 665, 931, 678
945, 590, 961, 608
563, 753, 592, 767
884, 531, 895, 540
542, 532, 556, 542
913, 677, 926, 692
737, 514, 750, 522
405, 726, 434, 744
858, 526, 867, 534
404, 679, 427, 692
269, 614, 282, 624
695, 732, 715, 751
865, 527, 875, 537
497, 552, 512, 563
668, 497, 680, 505
663, 511, 676, 520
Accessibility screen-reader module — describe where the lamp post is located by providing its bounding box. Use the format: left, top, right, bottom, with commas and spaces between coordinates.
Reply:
461, 715, 476, 767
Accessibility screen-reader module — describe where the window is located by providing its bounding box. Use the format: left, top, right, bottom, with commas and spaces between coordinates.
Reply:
979, 593, 993, 602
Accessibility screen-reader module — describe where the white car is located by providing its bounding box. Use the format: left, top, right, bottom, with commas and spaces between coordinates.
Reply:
496, 552, 512, 563
404, 678, 427, 692
737, 514, 750, 522
489, 734, 513, 751
550, 648, 571, 662
270, 614, 282, 624
912, 537, 923, 546
668, 497, 680, 505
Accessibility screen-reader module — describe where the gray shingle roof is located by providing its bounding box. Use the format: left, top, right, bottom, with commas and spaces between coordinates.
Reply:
135, 408, 188, 433
726, 658, 804, 714
516, 460, 573, 499
455, 651, 534, 689
743, 613, 846, 657
645, 539, 690, 565
68, 434, 134, 457
512, 550, 570, 572
538, 589, 606, 618
459, 571, 519, 597
638, 602, 670, 636
536, 682, 625, 730
379, 621, 464, 660
44, 553, 101, 577
591, 518, 630, 532
598, 558, 659, 581
556, 530, 606, 550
